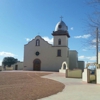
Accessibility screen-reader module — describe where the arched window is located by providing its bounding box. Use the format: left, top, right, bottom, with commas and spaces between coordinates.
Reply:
36, 39, 40, 46
58, 39, 61, 45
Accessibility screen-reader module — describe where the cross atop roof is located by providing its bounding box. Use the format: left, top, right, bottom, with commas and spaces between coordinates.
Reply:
60, 16, 63, 21
38, 33, 40, 35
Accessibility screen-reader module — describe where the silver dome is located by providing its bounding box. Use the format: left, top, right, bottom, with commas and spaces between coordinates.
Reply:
55, 21, 68, 31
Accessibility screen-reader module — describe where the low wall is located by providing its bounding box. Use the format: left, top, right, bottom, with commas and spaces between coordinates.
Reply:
90, 75, 95, 81
67, 69, 82, 78
0, 66, 2, 71
97, 69, 100, 84
6, 67, 13, 70
82, 69, 88, 82
59, 69, 66, 73
82, 69, 90, 83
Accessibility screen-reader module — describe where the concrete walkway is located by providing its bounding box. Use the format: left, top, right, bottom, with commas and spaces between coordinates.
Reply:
39, 73, 100, 100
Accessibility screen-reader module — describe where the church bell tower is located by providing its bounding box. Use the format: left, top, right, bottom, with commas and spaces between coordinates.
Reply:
52, 18, 70, 47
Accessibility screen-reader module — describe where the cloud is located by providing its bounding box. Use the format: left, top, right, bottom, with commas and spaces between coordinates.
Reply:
70, 27, 74, 30
92, 39, 100, 43
89, 45, 96, 49
86, 56, 96, 61
82, 49, 87, 51
78, 56, 85, 59
25, 38, 32, 42
92, 39, 96, 43
74, 34, 91, 39
84, 39, 100, 50
84, 61, 95, 68
42, 37, 53, 44
0, 52, 15, 57
78, 55, 96, 61
25, 37, 53, 44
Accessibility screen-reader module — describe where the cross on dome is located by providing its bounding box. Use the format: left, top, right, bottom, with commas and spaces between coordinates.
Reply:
60, 16, 63, 21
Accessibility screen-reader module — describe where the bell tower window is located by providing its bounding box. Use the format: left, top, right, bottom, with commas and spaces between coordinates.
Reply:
36, 39, 40, 46
58, 39, 61, 45
57, 49, 61, 57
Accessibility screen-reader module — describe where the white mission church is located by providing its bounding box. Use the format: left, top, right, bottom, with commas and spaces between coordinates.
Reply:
23, 19, 84, 72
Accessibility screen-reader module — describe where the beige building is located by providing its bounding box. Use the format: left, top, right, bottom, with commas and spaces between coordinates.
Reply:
11, 62, 23, 70
0, 62, 23, 71
24, 20, 84, 71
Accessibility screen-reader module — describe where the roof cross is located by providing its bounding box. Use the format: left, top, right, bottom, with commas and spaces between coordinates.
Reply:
38, 33, 40, 35
60, 16, 63, 21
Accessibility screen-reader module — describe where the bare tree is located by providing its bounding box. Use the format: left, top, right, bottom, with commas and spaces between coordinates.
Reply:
84, 0, 100, 50
84, 0, 100, 63
88, 0, 100, 28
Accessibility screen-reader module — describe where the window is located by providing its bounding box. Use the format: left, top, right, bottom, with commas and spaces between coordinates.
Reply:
36, 39, 40, 46
58, 25, 62, 28
58, 39, 61, 45
57, 49, 61, 57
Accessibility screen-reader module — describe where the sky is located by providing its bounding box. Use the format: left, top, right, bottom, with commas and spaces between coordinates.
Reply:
0, 0, 97, 66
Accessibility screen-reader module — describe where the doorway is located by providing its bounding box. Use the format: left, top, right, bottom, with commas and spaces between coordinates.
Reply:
33, 59, 41, 71
15, 65, 18, 70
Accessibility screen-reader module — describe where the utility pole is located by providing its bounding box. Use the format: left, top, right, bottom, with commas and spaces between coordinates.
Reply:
96, 27, 98, 64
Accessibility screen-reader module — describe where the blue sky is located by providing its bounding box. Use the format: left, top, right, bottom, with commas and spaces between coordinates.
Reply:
0, 0, 97, 65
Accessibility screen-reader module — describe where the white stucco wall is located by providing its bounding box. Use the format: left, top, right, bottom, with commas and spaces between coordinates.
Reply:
11, 62, 23, 70
82, 69, 88, 82
69, 50, 78, 70
82, 69, 90, 83
24, 36, 69, 71
97, 69, 100, 84
98, 52, 100, 64
59, 69, 66, 73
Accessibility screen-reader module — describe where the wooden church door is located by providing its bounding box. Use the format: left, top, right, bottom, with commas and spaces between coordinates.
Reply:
33, 59, 41, 71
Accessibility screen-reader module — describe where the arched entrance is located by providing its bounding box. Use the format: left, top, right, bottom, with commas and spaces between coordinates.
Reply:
15, 65, 18, 70
61, 61, 68, 69
33, 59, 41, 71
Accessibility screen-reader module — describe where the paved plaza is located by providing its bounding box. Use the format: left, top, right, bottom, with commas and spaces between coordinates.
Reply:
39, 72, 100, 100
1, 71, 100, 100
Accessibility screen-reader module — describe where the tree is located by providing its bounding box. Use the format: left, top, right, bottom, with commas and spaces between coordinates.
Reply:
85, 0, 100, 63
87, 0, 100, 27
2, 57, 18, 68
83, 0, 100, 50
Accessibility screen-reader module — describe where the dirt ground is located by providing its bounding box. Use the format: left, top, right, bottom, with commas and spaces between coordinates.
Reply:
0, 72, 65, 100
